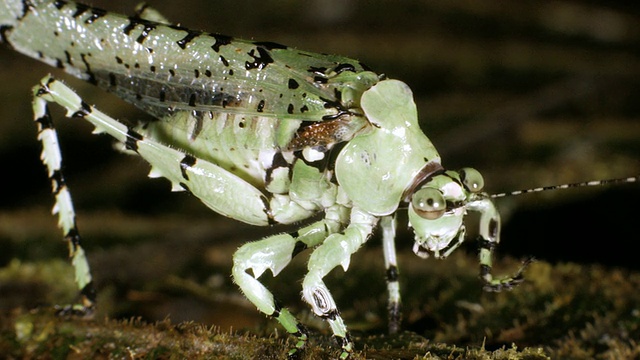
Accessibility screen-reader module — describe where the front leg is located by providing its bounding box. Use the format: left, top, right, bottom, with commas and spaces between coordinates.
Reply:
468, 196, 532, 291
302, 208, 378, 359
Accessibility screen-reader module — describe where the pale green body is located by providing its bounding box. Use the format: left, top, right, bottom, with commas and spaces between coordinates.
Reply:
1, 1, 528, 358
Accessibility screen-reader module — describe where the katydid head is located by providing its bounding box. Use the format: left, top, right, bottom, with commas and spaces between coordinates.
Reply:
407, 167, 486, 259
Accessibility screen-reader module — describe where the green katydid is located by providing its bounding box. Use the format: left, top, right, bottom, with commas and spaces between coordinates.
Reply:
2, 0, 637, 358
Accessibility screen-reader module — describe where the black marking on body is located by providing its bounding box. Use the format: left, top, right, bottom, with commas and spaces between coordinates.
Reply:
308, 66, 328, 84
256, 99, 265, 113
177, 30, 199, 49
180, 155, 197, 180
19, 0, 34, 19
480, 264, 492, 278
265, 152, 291, 189
179, 182, 191, 193
80, 53, 97, 85
35, 108, 54, 130
108, 73, 116, 87
85, 8, 107, 25
320, 110, 349, 121
72, 3, 89, 18
189, 93, 197, 107
211, 34, 232, 52
169, 69, 176, 77
65, 228, 81, 251
313, 76, 328, 84
272, 299, 282, 317
334, 333, 351, 348
159, 89, 166, 102
300, 105, 309, 113
50, 170, 66, 195
478, 238, 496, 251
125, 129, 143, 152
388, 302, 401, 333
35, 82, 50, 97
320, 308, 339, 321
122, 18, 138, 35
319, 97, 349, 120
245, 46, 274, 70
150, 65, 156, 72
80, 281, 97, 303
64, 50, 73, 66
0, 26, 13, 46
259, 195, 276, 225
287, 104, 294, 114
53, 1, 66, 10
204, 69, 212, 77
288, 79, 299, 89
292, 241, 308, 258
136, 23, 156, 44
386, 265, 399, 282
71, 101, 92, 118
294, 324, 308, 338
335, 63, 356, 74
194, 69, 200, 78
55, 58, 64, 69
219, 55, 229, 67
123, 17, 156, 44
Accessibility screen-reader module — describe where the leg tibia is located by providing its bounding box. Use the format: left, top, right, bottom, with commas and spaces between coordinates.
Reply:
32, 78, 95, 313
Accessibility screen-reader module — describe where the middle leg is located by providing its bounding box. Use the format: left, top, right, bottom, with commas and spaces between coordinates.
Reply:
231, 204, 349, 356
302, 208, 378, 359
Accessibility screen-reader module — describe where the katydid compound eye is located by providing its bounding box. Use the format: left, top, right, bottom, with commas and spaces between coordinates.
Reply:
460, 167, 484, 193
412, 188, 446, 220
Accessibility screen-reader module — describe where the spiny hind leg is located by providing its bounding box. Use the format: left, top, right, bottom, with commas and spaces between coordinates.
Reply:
301, 208, 377, 359
32, 78, 96, 315
32, 74, 282, 312
232, 205, 349, 357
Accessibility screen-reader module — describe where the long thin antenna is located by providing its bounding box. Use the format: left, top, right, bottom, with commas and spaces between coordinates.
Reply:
491, 176, 640, 199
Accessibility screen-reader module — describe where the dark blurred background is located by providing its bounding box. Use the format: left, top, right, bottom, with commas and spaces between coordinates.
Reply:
0, 0, 639, 286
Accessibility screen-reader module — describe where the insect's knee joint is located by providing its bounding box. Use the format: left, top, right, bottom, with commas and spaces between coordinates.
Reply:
306, 287, 337, 318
